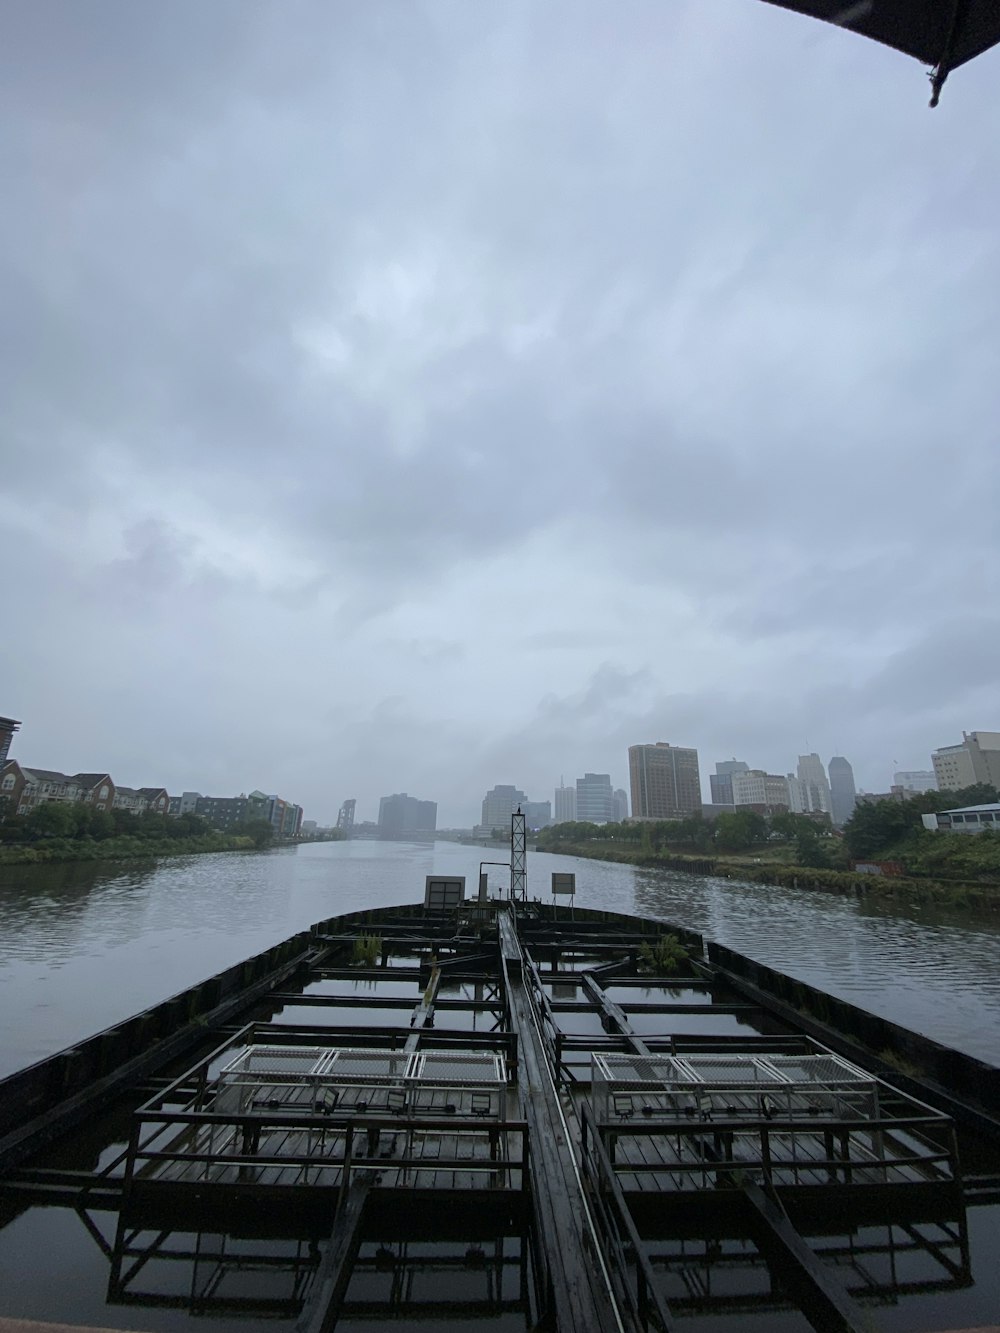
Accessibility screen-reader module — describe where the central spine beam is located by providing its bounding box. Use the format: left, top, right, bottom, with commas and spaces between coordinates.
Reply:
498, 909, 624, 1333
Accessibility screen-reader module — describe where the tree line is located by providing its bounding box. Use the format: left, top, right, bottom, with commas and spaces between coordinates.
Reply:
537, 782, 1000, 879
0, 801, 278, 850
538, 809, 828, 860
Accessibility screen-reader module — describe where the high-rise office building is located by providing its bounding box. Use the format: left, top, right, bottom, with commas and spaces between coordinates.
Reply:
524, 800, 552, 829
612, 788, 629, 822
575, 773, 614, 823
932, 732, 1000, 791
795, 754, 832, 817
628, 743, 702, 819
481, 785, 527, 831
0, 718, 20, 770
709, 759, 748, 806
554, 781, 576, 823
827, 756, 857, 827
378, 793, 437, 837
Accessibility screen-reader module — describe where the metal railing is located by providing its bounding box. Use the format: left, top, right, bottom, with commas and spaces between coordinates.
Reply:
580, 1101, 674, 1332
120, 1099, 529, 1197
593, 1108, 959, 1192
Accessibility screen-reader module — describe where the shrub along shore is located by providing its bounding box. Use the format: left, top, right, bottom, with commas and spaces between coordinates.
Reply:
535, 842, 1000, 913
0, 803, 289, 866
0, 830, 264, 866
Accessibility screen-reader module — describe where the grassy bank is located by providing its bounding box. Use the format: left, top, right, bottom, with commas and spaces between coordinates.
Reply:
0, 832, 263, 866
537, 842, 1000, 913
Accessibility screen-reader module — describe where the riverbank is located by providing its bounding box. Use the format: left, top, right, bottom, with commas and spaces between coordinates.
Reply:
0, 831, 264, 866
536, 842, 1000, 912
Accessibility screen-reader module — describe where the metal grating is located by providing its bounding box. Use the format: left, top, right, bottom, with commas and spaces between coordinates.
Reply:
216, 1044, 504, 1093
220, 1046, 326, 1078
325, 1050, 410, 1081
758, 1054, 873, 1084
672, 1055, 792, 1086
412, 1052, 506, 1085
593, 1055, 680, 1086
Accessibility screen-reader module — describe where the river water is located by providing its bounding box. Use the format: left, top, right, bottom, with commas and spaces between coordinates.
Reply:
2, 839, 999, 1078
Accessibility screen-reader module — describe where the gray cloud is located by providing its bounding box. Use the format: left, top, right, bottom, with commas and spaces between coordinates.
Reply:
2, 1, 998, 823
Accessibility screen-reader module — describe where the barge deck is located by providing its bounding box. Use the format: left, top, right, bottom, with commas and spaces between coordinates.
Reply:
1, 882, 998, 1332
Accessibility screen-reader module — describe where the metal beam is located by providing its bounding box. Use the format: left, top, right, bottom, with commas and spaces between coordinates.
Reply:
741, 1182, 871, 1333
294, 1175, 371, 1333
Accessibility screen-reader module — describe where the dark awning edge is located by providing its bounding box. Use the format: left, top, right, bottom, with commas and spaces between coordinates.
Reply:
763, 0, 1000, 106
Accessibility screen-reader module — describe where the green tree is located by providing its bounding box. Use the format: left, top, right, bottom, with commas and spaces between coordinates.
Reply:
714, 810, 767, 852
238, 818, 275, 848
842, 799, 921, 860
793, 824, 830, 868
111, 808, 138, 835
23, 802, 76, 840
770, 811, 819, 842
172, 812, 210, 839
138, 810, 171, 838
86, 809, 116, 840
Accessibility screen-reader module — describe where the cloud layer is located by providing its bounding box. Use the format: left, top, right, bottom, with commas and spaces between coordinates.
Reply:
3, 1, 998, 823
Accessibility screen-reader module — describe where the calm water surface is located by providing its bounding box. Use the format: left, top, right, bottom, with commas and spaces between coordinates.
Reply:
1, 839, 999, 1077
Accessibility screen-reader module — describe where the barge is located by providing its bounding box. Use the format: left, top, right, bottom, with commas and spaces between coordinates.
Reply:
2, 865, 1000, 1332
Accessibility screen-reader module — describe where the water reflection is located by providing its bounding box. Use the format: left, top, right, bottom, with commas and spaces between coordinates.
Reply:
1, 841, 1000, 1076
631, 867, 1000, 1064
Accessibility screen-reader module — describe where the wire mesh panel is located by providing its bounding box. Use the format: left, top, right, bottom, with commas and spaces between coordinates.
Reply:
325, 1050, 411, 1082
215, 1046, 328, 1115
411, 1052, 507, 1085
672, 1055, 796, 1085
213, 1044, 507, 1120
592, 1051, 881, 1126
408, 1051, 508, 1120
592, 1055, 691, 1123
214, 1045, 412, 1117
220, 1046, 327, 1078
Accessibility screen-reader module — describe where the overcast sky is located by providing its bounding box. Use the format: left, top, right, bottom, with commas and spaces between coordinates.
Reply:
2, 2, 998, 826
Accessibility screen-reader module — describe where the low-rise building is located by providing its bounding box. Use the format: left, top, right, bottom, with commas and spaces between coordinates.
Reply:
893, 770, 937, 794
112, 786, 146, 815
196, 792, 271, 830
137, 787, 171, 816
932, 732, 1000, 792
921, 803, 1000, 834
0, 762, 115, 815
731, 770, 790, 813
700, 802, 735, 820
168, 791, 202, 816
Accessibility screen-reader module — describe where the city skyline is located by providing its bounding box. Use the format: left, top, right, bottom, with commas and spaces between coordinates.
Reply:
7, 711, 986, 828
